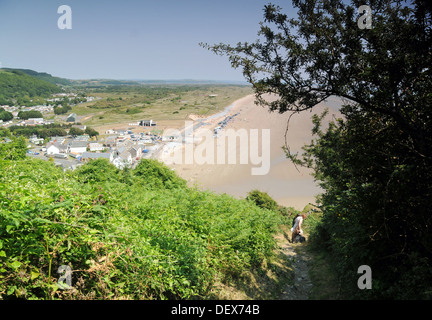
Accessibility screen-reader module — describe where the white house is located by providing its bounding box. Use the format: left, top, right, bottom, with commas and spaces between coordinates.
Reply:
128, 146, 142, 160
29, 135, 44, 145
68, 141, 88, 154
112, 151, 132, 169
46, 142, 67, 155
46, 144, 59, 155
89, 142, 104, 152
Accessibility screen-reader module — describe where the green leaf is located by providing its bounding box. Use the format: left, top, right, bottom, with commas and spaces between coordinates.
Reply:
0, 250, 6, 257
33, 217, 53, 224
7, 285, 17, 296
31, 270, 40, 281
9, 260, 22, 270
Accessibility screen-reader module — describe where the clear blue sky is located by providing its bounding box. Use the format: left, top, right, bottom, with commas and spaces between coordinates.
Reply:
0, 0, 296, 81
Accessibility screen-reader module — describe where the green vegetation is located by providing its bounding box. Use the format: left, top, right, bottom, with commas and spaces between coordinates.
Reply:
0, 69, 62, 104
1, 68, 72, 86
17, 110, 43, 120
54, 105, 72, 115
246, 189, 278, 212
8, 123, 98, 140
0, 108, 13, 122
72, 85, 252, 127
0, 136, 284, 299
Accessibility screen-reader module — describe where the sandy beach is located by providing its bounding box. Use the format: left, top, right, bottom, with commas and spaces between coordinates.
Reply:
158, 94, 342, 210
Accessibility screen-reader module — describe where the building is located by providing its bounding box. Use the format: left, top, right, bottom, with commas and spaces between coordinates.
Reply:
112, 151, 132, 169
139, 120, 156, 127
81, 152, 113, 162
68, 141, 88, 154
24, 118, 44, 126
50, 136, 66, 144
89, 142, 104, 152
29, 135, 44, 145
46, 142, 67, 155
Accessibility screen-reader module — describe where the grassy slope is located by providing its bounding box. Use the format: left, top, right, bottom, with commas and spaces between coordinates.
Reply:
1, 68, 72, 86
71, 85, 253, 127
0, 69, 62, 99
0, 157, 284, 299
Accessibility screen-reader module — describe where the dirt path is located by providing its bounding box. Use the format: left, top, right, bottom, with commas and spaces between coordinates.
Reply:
274, 231, 314, 300
280, 242, 313, 299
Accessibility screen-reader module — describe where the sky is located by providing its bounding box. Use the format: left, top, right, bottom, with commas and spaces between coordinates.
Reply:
0, 0, 296, 82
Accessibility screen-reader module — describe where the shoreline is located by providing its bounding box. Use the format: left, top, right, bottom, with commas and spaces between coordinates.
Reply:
154, 94, 342, 210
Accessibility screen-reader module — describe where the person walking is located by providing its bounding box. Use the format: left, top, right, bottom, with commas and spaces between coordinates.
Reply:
291, 214, 306, 243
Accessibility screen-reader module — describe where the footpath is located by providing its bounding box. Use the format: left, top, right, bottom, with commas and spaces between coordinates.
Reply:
273, 230, 314, 300
279, 239, 313, 299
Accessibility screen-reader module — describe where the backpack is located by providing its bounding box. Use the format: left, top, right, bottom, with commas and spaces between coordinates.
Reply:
295, 235, 306, 243
292, 214, 300, 228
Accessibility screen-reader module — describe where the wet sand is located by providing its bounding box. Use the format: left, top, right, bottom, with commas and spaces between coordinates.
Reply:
158, 94, 342, 210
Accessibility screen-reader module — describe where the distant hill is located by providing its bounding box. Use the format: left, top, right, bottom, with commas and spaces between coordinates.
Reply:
71, 79, 142, 87
1, 68, 72, 86
0, 69, 63, 104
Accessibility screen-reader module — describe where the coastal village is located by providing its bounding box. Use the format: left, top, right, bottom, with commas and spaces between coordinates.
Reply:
29, 121, 164, 170
1, 91, 247, 171
0, 93, 166, 170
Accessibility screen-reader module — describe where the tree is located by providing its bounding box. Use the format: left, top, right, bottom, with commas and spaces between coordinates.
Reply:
246, 189, 279, 211
17, 110, 43, 120
68, 127, 84, 136
0, 108, 13, 122
54, 105, 71, 115
85, 127, 99, 138
202, 0, 432, 299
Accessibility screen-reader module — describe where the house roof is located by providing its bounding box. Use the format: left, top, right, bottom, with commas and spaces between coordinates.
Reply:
47, 141, 67, 150
82, 152, 111, 159
118, 151, 132, 160
69, 141, 88, 148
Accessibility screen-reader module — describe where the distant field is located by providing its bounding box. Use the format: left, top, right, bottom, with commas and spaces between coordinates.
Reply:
70, 85, 253, 130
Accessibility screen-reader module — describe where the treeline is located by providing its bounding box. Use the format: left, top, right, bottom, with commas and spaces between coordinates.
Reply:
0, 134, 287, 299
17, 110, 43, 120
9, 123, 99, 139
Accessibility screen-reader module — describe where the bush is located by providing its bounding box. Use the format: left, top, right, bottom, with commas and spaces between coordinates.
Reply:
74, 158, 120, 184
246, 189, 278, 212
133, 159, 187, 189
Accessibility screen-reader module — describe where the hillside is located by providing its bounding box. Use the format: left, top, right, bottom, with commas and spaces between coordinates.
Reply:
0, 69, 63, 104
1, 68, 72, 86
0, 132, 288, 300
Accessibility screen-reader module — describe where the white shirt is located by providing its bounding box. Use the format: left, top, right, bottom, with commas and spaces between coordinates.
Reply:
291, 216, 303, 234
